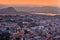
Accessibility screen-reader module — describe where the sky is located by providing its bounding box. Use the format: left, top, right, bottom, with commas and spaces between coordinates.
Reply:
0, 0, 60, 7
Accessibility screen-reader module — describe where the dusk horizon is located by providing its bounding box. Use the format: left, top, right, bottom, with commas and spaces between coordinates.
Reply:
0, 0, 60, 7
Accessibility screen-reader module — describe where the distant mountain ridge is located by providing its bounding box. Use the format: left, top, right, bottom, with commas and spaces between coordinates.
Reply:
15, 6, 60, 14
0, 6, 60, 15
0, 7, 31, 15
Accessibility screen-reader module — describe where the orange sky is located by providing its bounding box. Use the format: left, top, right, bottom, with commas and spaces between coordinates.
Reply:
0, 0, 60, 7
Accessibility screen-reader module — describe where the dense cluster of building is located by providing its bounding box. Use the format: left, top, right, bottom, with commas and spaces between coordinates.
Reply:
0, 15, 60, 40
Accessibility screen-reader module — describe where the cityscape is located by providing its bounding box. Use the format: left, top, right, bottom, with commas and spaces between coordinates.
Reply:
0, 0, 60, 40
